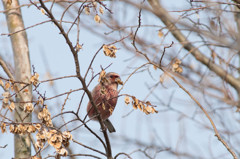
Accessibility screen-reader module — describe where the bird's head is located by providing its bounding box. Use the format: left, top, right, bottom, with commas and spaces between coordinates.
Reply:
105, 72, 123, 89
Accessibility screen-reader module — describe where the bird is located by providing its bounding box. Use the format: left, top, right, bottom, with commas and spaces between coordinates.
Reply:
86, 72, 122, 133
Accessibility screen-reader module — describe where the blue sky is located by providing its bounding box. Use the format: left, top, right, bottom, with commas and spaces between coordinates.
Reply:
0, 1, 236, 158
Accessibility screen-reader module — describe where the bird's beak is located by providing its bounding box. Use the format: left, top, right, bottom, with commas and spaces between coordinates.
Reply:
115, 77, 123, 85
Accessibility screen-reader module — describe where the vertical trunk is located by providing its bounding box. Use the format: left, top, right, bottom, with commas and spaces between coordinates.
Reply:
234, 7, 240, 108
2, 0, 32, 158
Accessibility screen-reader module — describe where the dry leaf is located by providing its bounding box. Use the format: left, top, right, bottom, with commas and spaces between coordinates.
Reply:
94, 14, 101, 23
9, 124, 15, 133
98, 70, 106, 82
93, 2, 97, 8
35, 123, 41, 130
40, 8, 45, 15
1, 123, 6, 133
9, 102, 15, 112
24, 103, 34, 113
102, 103, 105, 110
0, 80, 4, 86
124, 96, 130, 105
84, 7, 90, 15
103, 45, 117, 58
57, 148, 68, 156
99, 7, 104, 14
5, 82, 10, 90
109, 107, 114, 115
158, 30, 163, 38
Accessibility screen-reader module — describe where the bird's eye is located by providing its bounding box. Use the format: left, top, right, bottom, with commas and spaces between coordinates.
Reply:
110, 75, 114, 78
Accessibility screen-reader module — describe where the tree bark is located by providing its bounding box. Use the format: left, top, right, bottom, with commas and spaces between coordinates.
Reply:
2, 0, 32, 158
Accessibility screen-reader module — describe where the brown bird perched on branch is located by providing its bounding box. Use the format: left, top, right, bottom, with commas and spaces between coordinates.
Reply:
87, 72, 123, 133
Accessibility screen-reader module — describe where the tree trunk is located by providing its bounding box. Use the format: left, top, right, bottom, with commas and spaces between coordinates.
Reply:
2, 0, 32, 158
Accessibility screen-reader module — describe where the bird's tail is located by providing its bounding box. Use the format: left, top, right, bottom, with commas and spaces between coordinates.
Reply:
104, 119, 116, 133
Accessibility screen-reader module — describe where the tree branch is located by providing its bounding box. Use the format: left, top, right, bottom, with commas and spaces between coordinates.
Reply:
146, 0, 240, 93
38, 1, 113, 158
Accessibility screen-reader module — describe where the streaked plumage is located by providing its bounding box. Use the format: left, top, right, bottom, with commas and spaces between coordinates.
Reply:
87, 72, 121, 133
